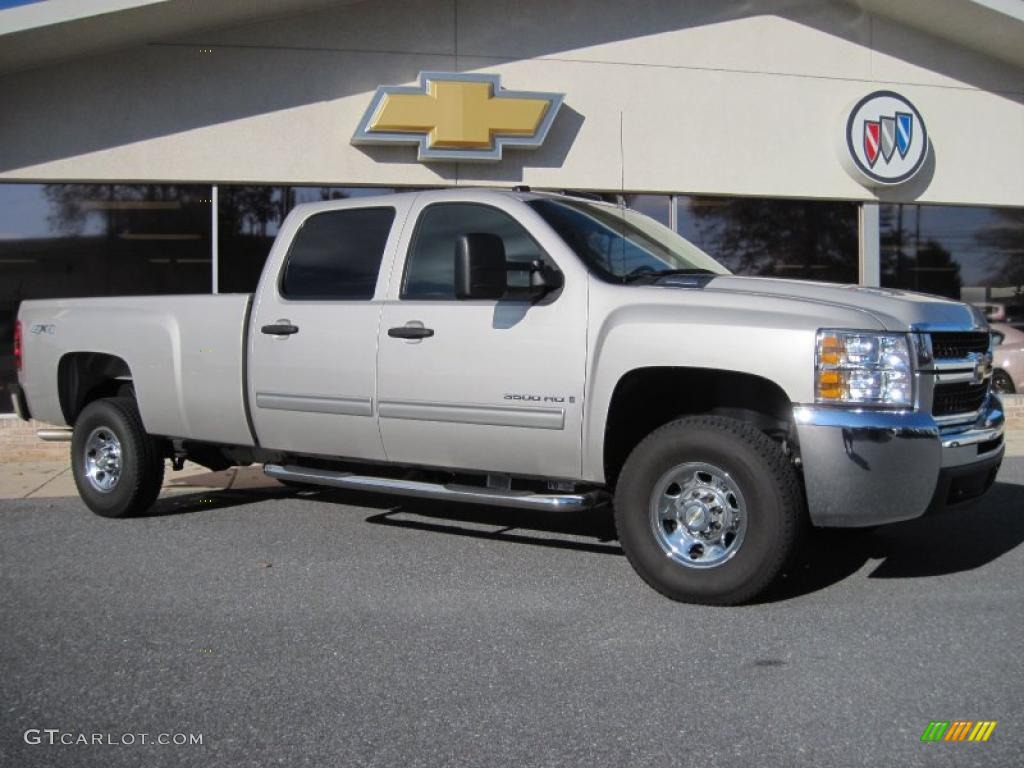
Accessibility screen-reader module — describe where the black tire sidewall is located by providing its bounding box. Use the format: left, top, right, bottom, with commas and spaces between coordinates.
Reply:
614, 419, 797, 604
993, 370, 1015, 395
71, 399, 160, 518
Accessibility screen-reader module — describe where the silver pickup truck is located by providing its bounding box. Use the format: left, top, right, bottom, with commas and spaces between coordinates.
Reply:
13, 188, 1005, 604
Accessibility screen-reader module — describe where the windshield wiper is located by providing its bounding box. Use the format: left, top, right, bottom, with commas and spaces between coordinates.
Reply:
620, 268, 717, 284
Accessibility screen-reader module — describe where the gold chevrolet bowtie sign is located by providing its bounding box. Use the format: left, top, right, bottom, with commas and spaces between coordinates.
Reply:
352, 71, 564, 162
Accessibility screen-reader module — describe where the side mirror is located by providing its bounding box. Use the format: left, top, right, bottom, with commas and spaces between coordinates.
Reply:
455, 233, 507, 300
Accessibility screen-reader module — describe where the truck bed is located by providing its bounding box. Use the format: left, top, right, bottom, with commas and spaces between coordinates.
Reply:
18, 294, 255, 446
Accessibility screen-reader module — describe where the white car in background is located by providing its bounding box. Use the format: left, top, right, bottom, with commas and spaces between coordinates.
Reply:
991, 322, 1024, 394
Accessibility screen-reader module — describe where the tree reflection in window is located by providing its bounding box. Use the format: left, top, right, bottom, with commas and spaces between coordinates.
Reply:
676, 196, 858, 283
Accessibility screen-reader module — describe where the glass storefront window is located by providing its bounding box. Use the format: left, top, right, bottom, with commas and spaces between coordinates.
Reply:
880, 204, 1024, 321
218, 186, 407, 294
1, 183, 212, 412
217, 186, 287, 294
290, 186, 403, 206
676, 196, 858, 283
621, 194, 671, 228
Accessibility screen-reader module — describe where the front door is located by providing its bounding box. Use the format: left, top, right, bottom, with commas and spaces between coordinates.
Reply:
248, 201, 406, 459
376, 197, 587, 479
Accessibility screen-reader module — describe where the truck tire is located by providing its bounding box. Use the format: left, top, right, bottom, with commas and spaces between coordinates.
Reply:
613, 415, 804, 605
71, 397, 165, 518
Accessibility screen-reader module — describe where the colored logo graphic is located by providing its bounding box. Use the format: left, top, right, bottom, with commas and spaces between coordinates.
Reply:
352, 71, 564, 162
844, 91, 929, 186
920, 721, 997, 742
863, 112, 913, 166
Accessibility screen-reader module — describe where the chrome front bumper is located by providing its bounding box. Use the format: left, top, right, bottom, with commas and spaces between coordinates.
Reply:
794, 395, 1005, 527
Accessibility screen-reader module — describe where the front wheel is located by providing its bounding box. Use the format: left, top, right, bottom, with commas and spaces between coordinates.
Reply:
613, 416, 805, 605
71, 397, 165, 518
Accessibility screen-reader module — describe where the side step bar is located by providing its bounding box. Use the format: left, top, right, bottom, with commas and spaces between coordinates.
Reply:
38, 428, 73, 442
263, 464, 607, 512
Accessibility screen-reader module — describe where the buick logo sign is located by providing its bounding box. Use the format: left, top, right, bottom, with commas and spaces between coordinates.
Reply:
843, 91, 929, 186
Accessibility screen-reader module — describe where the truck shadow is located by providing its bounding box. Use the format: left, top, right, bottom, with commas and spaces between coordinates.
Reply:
765, 479, 1024, 602
353, 481, 1024, 602
139, 486, 296, 517
140, 477, 1024, 601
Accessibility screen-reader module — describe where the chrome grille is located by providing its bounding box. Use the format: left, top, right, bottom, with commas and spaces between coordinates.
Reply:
929, 332, 989, 360
932, 381, 989, 417
925, 331, 992, 420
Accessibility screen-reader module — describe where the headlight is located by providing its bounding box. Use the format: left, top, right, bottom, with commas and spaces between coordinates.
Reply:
815, 330, 913, 406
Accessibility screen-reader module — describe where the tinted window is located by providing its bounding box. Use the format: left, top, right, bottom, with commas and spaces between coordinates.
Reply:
403, 203, 547, 300
880, 204, 1024, 305
675, 195, 859, 283
280, 207, 394, 300
218, 185, 286, 293
0, 182, 212, 413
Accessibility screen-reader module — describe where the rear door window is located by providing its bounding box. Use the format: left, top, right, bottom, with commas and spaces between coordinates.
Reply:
280, 207, 395, 300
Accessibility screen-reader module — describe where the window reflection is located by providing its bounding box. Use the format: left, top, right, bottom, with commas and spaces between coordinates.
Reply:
676, 195, 858, 283
217, 186, 286, 294
0, 183, 211, 412
881, 204, 1024, 319
218, 186, 409, 293
621, 194, 671, 227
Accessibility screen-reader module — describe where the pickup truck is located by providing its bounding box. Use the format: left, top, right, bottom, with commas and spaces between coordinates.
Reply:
12, 188, 1005, 604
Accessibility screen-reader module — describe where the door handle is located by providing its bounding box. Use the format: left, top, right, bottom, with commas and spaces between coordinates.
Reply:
388, 325, 434, 340
261, 321, 299, 336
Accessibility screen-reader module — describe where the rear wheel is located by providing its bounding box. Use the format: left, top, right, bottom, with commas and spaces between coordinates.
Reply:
613, 415, 804, 605
992, 369, 1015, 395
71, 397, 165, 518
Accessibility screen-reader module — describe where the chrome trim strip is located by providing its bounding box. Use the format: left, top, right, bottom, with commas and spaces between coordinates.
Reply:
37, 428, 73, 442
910, 320, 988, 333
792, 406, 937, 433
941, 427, 1003, 450
934, 408, 985, 426
264, 464, 605, 511
254, 393, 373, 417
933, 370, 986, 384
378, 400, 565, 430
928, 358, 990, 373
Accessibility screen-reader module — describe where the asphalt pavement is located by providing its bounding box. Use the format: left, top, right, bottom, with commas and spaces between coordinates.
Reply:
1, 460, 1022, 767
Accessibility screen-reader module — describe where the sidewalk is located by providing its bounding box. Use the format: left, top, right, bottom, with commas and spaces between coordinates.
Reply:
0, 460, 283, 500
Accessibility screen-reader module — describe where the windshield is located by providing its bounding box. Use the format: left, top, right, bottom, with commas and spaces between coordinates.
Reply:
527, 197, 729, 282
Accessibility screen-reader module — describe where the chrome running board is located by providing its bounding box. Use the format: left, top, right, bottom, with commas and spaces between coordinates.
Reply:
37, 428, 73, 442
263, 464, 606, 511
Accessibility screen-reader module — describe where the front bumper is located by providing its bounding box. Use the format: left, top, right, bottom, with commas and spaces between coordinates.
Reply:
794, 395, 1005, 527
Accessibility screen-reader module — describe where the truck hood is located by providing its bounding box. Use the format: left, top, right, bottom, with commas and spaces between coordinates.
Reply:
692, 275, 987, 332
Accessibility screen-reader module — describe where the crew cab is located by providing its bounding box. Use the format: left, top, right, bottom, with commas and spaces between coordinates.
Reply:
12, 188, 1005, 604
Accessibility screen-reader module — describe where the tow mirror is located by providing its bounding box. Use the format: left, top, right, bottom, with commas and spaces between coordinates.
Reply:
455, 233, 507, 300
454, 233, 564, 301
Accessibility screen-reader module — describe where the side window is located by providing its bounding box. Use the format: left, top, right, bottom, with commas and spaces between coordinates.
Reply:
280, 207, 395, 300
402, 203, 548, 300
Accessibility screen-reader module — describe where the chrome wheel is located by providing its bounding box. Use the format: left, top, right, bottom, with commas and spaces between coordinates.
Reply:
83, 427, 122, 493
649, 462, 747, 569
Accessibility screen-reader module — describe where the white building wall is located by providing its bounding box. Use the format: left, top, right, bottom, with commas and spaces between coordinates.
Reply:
0, 0, 1021, 206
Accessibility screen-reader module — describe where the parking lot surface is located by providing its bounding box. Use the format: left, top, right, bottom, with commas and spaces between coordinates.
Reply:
1, 460, 1022, 767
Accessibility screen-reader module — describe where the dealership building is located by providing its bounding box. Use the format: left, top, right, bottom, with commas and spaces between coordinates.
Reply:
1, 0, 1022, 455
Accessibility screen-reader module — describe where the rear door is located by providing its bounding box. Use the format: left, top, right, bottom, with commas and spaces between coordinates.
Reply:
248, 200, 410, 459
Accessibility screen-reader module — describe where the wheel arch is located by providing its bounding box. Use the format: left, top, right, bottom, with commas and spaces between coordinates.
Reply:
600, 366, 795, 489
58, 351, 135, 425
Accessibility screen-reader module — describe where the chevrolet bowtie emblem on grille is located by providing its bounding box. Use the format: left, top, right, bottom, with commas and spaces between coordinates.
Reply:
973, 353, 993, 385
352, 71, 564, 162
